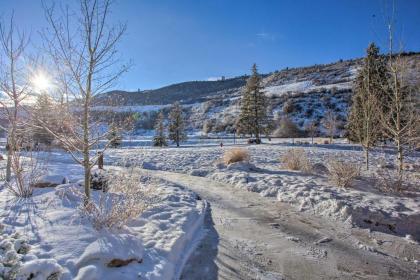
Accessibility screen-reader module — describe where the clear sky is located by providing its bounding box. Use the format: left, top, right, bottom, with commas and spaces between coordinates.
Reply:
1, 0, 419, 90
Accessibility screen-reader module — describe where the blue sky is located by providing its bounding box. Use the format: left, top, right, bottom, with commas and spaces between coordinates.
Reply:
1, 0, 419, 90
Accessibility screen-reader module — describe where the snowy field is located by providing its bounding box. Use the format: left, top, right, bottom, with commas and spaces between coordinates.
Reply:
0, 138, 419, 279
107, 138, 420, 240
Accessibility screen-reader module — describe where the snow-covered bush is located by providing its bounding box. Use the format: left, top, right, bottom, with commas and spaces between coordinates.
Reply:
281, 148, 311, 172
223, 148, 250, 165
375, 169, 413, 193
6, 153, 43, 198
327, 159, 360, 188
81, 169, 154, 230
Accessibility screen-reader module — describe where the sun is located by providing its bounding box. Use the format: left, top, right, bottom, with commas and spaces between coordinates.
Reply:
31, 72, 52, 92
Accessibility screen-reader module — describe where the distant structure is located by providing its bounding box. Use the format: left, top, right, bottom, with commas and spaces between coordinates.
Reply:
221, 76, 225, 81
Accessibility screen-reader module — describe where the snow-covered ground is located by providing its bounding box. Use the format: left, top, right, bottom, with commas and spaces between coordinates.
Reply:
108, 139, 420, 240
0, 158, 206, 279
0, 138, 419, 279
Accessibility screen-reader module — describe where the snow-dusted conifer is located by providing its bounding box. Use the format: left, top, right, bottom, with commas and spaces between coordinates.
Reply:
153, 112, 167, 147
236, 64, 272, 143
168, 102, 187, 147
348, 43, 386, 169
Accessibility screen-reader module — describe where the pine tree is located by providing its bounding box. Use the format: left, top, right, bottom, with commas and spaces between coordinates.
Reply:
236, 63, 272, 143
348, 43, 387, 169
32, 94, 55, 146
168, 102, 187, 147
108, 125, 122, 148
153, 112, 167, 147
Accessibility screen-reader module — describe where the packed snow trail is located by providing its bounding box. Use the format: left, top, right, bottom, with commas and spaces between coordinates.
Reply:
143, 170, 419, 280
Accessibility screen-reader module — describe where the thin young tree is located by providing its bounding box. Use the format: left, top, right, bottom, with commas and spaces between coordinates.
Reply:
236, 63, 272, 143
168, 102, 187, 147
378, 14, 419, 176
0, 13, 32, 195
41, 0, 129, 202
153, 111, 167, 147
304, 120, 318, 145
322, 110, 337, 144
348, 43, 386, 170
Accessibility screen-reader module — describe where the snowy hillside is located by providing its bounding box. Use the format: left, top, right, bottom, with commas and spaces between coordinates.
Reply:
94, 53, 420, 136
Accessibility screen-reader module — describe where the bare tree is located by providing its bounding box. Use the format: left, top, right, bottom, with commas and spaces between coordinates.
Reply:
0, 13, 34, 196
322, 110, 337, 144
378, 16, 419, 176
274, 116, 301, 144
304, 120, 318, 145
41, 0, 130, 202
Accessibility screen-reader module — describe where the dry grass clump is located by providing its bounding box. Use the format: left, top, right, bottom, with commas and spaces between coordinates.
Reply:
223, 148, 250, 165
82, 169, 155, 230
281, 148, 311, 172
327, 159, 360, 188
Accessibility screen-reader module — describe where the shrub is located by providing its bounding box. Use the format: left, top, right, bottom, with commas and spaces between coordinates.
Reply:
327, 160, 360, 188
281, 148, 311, 172
81, 169, 155, 230
375, 169, 413, 193
223, 148, 250, 165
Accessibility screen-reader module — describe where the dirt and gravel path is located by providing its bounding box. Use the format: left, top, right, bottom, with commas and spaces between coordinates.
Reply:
143, 169, 419, 280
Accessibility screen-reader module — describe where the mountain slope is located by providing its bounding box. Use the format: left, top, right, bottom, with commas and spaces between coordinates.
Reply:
95, 53, 420, 136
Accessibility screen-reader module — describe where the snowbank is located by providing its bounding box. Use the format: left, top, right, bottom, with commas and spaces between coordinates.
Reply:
0, 172, 206, 279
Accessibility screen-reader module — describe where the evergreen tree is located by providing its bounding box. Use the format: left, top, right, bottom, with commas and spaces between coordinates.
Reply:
108, 125, 122, 148
348, 43, 387, 169
153, 112, 167, 147
168, 102, 187, 147
32, 94, 56, 146
236, 63, 272, 143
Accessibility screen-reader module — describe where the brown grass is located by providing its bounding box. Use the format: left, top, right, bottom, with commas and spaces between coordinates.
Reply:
327, 160, 360, 188
223, 148, 250, 165
281, 148, 311, 172
81, 168, 156, 230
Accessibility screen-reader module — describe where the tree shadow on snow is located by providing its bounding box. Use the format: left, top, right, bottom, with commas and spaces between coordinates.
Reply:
180, 204, 219, 280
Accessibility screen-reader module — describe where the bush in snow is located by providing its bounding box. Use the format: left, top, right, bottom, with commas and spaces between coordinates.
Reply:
6, 152, 44, 198
281, 148, 311, 172
375, 169, 413, 193
223, 148, 250, 165
81, 169, 154, 230
327, 159, 360, 188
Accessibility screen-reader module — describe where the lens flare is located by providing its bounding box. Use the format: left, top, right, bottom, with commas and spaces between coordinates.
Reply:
31, 72, 51, 92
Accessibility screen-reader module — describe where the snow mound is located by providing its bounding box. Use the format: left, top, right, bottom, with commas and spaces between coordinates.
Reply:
17, 259, 62, 280
226, 162, 257, 172
32, 174, 69, 188
75, 234, 144, 268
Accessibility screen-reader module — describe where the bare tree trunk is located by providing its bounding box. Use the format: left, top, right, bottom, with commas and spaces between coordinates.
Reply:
5, 140, 11, 182
396, 138, 403, 175
364, 147, 369, 170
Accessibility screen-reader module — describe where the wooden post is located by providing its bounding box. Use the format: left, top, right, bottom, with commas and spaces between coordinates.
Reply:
98, 152, 104, 169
